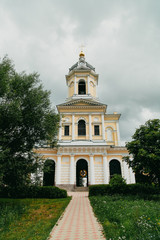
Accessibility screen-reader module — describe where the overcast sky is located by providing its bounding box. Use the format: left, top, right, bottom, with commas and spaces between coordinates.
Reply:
0, 0, 160, 144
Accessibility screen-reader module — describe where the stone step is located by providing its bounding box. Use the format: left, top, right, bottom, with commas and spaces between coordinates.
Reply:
74, 187, 89, 192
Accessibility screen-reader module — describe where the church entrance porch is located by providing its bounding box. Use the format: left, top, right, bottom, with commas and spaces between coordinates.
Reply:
76, 159, 88, 187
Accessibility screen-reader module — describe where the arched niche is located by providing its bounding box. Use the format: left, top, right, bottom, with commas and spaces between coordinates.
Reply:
106, 127, 113, 141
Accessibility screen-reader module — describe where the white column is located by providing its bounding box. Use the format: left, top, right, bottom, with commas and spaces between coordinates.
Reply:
129, 167, 136, 183
74, 75, 76, 94
122, 160, 130, 184
101, 114, 105, 140
87, 75, 90, 94
72, 114, 75, 140
116, 121, 121, 146
90, 155, 95, 184
103, 154, 109, 184
56, 155, 61, 185
70, 155, 75, 184
59, 115, 62, 141
129, 156, 136, 183
89, 114, 92, 140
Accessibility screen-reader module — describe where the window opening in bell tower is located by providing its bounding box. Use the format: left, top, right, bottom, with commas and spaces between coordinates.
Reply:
78, 80, 86, 94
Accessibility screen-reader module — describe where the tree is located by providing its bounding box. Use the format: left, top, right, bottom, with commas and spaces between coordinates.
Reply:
123, 119, 160, 186
0, 56, 60, 189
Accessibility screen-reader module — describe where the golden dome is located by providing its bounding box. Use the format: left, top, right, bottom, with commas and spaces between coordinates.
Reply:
79, 51, 85, 57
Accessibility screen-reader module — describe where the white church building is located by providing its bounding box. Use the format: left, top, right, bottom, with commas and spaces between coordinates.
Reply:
36, 51, 135, 190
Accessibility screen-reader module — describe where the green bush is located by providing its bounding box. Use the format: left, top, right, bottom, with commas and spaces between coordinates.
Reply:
126, 183, 159, 195
89, 184, 111, 196
109, 174, 127, 193
89, 182, 160, 197
109, 174, 126, 186
0, 186, 67, 199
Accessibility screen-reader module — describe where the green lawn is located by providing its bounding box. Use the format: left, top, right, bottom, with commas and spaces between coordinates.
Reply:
90, 195, 160, 240
0, 197, 71, 240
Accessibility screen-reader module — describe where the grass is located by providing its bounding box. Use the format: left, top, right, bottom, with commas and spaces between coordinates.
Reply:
0, 197, 71, 240
90, 195, 160, 240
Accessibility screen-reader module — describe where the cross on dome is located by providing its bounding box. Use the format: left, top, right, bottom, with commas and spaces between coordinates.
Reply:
79, 44, 85, 57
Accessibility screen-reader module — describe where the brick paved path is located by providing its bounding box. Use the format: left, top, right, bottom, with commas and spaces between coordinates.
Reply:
49, 192, 105, 240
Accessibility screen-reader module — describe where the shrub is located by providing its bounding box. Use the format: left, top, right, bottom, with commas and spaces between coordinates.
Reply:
89, 182, 160, 197
109, 174, 126, 186
126, 183, 159, 195
89, 184, 111, 196
109, 174, 127, 193
0, 185, 67, 199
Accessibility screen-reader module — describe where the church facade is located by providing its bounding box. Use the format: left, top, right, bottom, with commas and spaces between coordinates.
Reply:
36, 51, 135, 190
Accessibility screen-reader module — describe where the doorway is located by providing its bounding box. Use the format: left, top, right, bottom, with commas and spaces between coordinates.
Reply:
76, 159, 88, 187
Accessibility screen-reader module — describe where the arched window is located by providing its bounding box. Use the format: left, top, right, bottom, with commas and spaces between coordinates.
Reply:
109, 159, 121, 178
78, 120, 86, 136
43, 160, 55, 186
78, 80, 86, 94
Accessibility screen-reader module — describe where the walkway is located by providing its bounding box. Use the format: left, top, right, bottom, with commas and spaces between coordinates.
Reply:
49, 192, 105, 240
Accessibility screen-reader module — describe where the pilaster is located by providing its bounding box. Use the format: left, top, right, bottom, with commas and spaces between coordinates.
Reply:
89, 114, 92, 140
74, 75, 76, 94
72, 114, 75, 140
122, 160, 130, 184
103, 154, 109, 184
87, 75, 90, 94
116, 121, 121, 146
101, 114, 105, 140
70, 155, 75, 184
59, 115, 62, 141
90, 154, 95, 184
56, 155, 61, 184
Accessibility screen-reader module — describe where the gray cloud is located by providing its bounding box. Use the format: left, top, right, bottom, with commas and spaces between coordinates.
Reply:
0, 0, 160, 144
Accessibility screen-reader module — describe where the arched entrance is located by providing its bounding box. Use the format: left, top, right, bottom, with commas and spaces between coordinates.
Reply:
76, 159, 88, 187
43, 160, 55, 186
109, 159, 121, 179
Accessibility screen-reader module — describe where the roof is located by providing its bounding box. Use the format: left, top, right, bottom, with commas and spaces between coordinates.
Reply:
57, 98, 107, 107
69, 61, 95, 72
69, 52, 95, 73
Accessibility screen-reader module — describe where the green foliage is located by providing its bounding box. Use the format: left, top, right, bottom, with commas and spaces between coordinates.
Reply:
89, 184, 111, 196
109, 174, 126, 185
123, 119, 160, 186
0, 186, 67, 199
89, 183, 159, 196
90, 195, 160, 240
109, 174, 127, 193
0, 198, 70, 240
0, 56, 60, 189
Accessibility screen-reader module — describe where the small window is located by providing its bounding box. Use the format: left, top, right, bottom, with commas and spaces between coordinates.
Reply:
94, 125, 99, 135
64, 126, 69, 136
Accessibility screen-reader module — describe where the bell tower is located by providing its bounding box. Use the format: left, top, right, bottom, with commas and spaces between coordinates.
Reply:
65, 51, 99, 101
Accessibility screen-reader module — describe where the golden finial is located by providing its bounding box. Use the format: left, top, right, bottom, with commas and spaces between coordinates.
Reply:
79, 44, 85, 57
79, 51, 85, 57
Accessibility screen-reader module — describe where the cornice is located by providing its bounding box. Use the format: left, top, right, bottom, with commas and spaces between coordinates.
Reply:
66, 70, 99, 80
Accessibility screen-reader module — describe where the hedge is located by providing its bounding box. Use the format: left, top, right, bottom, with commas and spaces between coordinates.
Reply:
0, 186, 67, 199
89, 183, 160, 197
